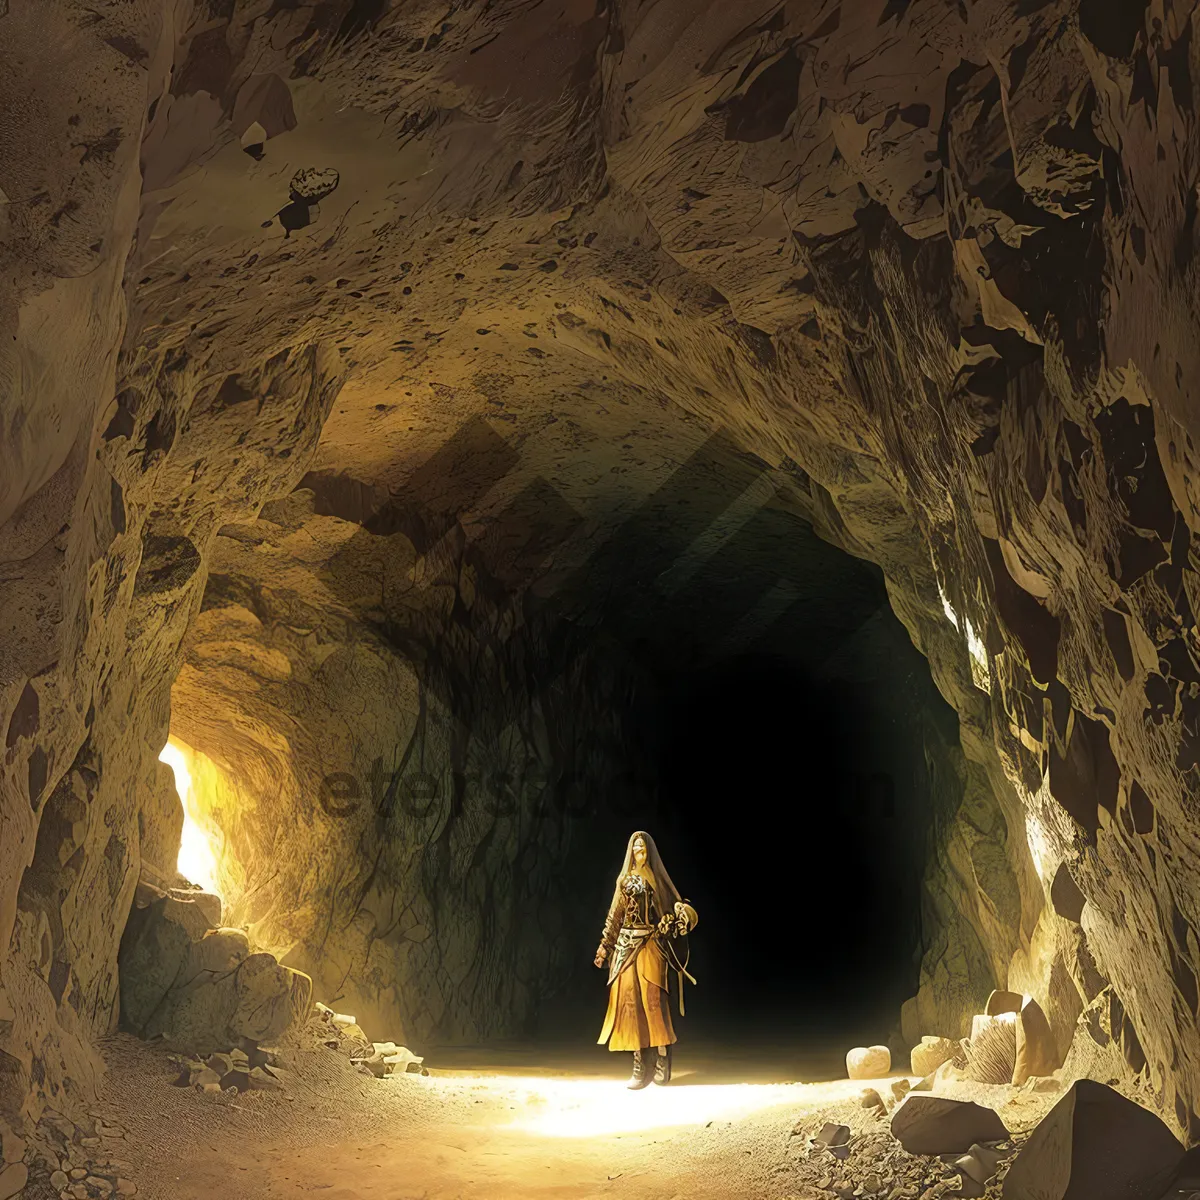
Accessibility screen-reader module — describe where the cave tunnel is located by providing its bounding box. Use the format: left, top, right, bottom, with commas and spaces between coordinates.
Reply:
515, 488, 961, 1071
5, 2, 1200, 1197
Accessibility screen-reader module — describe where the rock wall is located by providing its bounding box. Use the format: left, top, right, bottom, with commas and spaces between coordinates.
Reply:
0, 0, 345, 1127
169, 487, 648, 1046
4, 0, 1200, 1143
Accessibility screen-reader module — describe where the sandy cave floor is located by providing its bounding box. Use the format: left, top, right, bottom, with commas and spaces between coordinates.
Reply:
66, 1036, 1062, 1200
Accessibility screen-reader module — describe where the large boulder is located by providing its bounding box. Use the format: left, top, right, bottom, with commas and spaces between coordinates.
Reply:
118, 891, 216, 1032
119, 891, 311, 1054
891, 1095, 1009, 1155
1002, 1080, 1183, 1200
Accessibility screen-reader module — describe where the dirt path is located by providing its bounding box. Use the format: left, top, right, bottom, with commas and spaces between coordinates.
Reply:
81, 1036, 906, 1200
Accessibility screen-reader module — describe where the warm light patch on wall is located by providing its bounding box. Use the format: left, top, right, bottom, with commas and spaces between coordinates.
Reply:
1022, 771, 1065, 887
938, 581, 991, 693
159, 739, 222, 897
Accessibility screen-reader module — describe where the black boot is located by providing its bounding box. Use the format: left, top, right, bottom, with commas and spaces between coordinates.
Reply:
653, 1045, 672, 1085
627, 1048, 653, 1090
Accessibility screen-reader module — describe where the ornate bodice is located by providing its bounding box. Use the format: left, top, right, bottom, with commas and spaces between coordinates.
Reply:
618, 871, 660, 929
597, 867, 697, 994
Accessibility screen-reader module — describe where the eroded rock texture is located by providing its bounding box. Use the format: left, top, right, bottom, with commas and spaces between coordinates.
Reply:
170, 487, 647, 1045
4, 0, 1200, 1140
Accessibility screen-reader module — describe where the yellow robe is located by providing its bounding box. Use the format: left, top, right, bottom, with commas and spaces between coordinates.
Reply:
598, 931, 675, 1050
596, 871, 679, 1051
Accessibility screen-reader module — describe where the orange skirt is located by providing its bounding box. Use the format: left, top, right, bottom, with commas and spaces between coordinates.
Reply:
597, 936, 676, 1051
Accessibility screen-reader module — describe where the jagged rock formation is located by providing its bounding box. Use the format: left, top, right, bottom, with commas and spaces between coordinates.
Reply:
4, 0, 1200, 1145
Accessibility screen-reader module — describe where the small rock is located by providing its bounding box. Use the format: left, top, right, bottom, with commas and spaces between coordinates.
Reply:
80, 1136, 101, 1147
70, 1168, 88, 1180
86, 1176, 114, 1196
890, 1095, 1008, 1155
861, 1173, 883, 1194
117, 1181, 138, 1197
1024, 1075, 1061, 1093
848, 1046, 892, 1080
948, 1172, 984, 1198
955, 1143, 1004, 1184
193, 1067, 222, 1093
206, 1053, 233, 1077
236, 1039, 277, 1070
931, 1058, 962, 1089
814, 1122, 851, 1148
861, 1088, 885, 1109
892, 1078, 912, 1103
249, 1066, 284, 1091
382, 1046, 424, 1073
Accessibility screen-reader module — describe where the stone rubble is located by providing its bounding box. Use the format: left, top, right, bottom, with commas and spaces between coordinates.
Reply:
791, 1115, 1021, 1200
303, 1003, 427, 1078
12, 990, 428, 1198
169, 1041, 288, 1097
786, 1077, 1191, 1200
163, 999, 428, 1104
15, 1109, 139, 1200
117, 879, 313, 1056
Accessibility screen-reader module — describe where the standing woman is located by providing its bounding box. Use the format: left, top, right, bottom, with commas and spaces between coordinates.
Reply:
595, 831, 698, 1088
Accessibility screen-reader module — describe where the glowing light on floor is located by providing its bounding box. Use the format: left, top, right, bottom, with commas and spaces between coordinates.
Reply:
159, 740, 221, 897
466, 1075, 871, 1138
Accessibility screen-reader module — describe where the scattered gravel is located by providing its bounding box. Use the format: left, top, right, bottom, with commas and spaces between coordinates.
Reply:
15, 1037, 1072, 1200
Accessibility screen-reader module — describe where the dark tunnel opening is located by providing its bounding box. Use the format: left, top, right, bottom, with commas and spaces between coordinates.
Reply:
635, 644, 951, 1050
526, 511, 964, 1075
